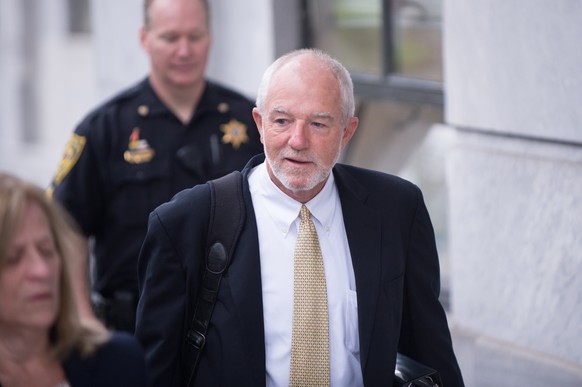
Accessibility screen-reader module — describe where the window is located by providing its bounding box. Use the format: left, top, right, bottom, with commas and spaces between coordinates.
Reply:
304, 0, 443, 103
393, 0, 443, 81
68, 0, 91, 34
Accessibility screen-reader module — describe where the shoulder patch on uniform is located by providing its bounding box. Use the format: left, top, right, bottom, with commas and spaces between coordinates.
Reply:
46, 184, 55, 199
220, 119, 249, 149
54, 133, 87, 185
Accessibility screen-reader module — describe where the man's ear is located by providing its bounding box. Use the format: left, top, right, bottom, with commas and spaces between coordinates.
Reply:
252, 107, 265, 144
139, 26, 148, 52
341, 116, 359, 148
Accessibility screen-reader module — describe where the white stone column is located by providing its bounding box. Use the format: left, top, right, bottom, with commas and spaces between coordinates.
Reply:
90, 0, 148, 99
205, 0, 274, 98
444, 0, 582, 384
0, 0, 24, 148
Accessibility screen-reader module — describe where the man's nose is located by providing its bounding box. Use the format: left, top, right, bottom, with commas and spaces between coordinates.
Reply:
288, 121, 309, 149
176, 38, 192, 56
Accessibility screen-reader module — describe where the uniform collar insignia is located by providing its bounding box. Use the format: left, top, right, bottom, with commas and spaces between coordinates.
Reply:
124, 127, 155, 163
220, 119, 249, 150
217, 102, 229, 113
137, 105, 150, 117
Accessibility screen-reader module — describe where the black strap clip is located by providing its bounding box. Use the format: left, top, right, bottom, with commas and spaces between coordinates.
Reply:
186, 329, 206, 351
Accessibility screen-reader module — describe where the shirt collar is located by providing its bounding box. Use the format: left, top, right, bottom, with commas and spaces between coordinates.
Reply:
139, 77, 220, 118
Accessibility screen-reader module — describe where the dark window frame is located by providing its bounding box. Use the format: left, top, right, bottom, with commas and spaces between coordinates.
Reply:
299, 0, 444, 106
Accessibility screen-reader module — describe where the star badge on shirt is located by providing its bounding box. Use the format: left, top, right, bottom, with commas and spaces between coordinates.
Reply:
220, 119, 249, 149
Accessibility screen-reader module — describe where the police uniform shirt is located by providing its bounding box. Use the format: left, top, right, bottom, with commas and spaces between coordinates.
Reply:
49, 77, 263, 298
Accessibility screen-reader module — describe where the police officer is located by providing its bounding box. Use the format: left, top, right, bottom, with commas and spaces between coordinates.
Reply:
48, 0, 262, 332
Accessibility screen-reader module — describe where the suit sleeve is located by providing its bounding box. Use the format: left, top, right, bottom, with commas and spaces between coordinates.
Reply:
398, 186, 465, 387
135, 210, 188, 387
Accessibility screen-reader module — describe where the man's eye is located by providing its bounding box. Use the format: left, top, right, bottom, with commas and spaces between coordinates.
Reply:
311, 122, 331, 132
161, 35, 178, 42
274, 119, 287, 125
189, 33, 205, 42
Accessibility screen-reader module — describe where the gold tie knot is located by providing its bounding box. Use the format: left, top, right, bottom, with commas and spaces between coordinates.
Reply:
299, 204, 310, 222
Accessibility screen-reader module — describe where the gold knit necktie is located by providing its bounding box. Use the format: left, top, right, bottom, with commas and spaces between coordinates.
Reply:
289, 205, 330, 386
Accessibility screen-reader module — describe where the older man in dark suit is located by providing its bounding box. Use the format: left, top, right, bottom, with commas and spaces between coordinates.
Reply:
136, 48, 464, 387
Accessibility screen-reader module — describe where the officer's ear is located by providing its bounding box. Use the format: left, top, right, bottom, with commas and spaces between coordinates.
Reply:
252, 108, 265, 144
139, 26, 149, 53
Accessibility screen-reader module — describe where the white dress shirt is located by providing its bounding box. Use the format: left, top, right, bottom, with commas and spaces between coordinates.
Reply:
248, 162, 364, 387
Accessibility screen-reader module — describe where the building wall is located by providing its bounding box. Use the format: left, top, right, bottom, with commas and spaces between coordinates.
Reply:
90, 0, 148, 100
444, 0, 582, 384
0, 0, 24, 147
0, 0, 98, 187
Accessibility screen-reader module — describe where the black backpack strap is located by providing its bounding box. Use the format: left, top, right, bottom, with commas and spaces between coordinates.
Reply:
183, 171, 245, 386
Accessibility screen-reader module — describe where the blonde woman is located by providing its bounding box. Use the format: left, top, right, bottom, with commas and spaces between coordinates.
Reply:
0, 172, 147, 387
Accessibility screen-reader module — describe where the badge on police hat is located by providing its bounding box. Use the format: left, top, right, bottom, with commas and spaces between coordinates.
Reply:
54, 133, 87, 185
123, 127, 155, 164
220, 119, 248, 149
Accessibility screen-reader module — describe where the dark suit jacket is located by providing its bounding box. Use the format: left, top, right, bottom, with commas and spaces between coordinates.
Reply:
136, 154, 464, 387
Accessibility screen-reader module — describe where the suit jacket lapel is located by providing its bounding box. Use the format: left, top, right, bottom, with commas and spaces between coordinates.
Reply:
334, 165, 382, 372
226, 220, 266, 386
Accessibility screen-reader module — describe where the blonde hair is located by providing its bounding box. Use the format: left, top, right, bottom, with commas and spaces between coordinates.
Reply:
0, 172, 110, 360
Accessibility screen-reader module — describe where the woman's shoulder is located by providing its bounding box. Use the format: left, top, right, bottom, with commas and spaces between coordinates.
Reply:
96, 332, 144, 361
65, 332, 147, 387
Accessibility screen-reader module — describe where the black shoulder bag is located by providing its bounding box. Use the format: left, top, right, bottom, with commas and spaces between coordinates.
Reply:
394, 352, 443, 386
183, 171, 245, 387
182, 171, 443, 387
